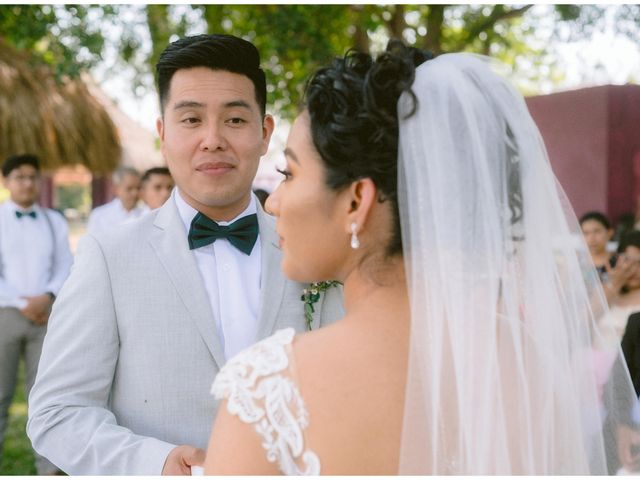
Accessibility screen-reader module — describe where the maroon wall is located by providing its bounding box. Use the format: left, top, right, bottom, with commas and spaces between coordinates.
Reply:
525, 86, 609, 218
91, 175, 113, 208
525, 84, 640, 226
608, 86, 640, 223
38, 175, 54, 208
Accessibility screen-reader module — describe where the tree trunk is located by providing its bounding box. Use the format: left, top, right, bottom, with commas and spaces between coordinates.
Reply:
423, 5, 445, 55
145, 5, 171, 76
388, 5, 406, 39
350, 5, 370, 52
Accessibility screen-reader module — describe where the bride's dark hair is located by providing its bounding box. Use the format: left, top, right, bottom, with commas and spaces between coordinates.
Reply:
304, 40, 432, 256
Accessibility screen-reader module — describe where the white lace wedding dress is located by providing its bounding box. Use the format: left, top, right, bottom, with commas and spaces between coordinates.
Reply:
211, 328, 320, 475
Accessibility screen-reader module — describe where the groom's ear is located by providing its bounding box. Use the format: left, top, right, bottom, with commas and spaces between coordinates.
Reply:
259, 114, 275, 156
346, 178, 377, 231
156, 117, 167, 159
156, 117, 165, 142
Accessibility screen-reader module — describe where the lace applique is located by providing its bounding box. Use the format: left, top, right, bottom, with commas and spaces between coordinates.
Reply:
212, 328, 320, 475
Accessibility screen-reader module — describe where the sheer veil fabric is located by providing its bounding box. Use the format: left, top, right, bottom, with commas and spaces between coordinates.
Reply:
397, 53, 638, 474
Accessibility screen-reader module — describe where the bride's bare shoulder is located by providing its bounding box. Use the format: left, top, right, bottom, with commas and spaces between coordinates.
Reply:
292, 309, 408, 372
292, 315, 370, 372
289, 312, 408, 474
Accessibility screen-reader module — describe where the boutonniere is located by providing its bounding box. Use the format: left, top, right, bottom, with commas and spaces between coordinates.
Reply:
301, 280, 341, 330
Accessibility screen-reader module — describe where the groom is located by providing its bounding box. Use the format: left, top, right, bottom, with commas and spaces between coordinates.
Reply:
27, 34, 343, 475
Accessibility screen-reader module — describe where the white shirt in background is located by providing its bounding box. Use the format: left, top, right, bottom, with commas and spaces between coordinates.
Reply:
0, 200, 73, 309
174, 188, 261, 360
86, 198, 145, 236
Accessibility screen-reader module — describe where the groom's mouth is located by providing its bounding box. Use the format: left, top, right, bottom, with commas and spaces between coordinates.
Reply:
195, 161, 234, 176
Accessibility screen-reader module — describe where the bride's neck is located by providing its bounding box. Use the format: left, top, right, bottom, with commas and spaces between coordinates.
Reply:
341, 255, 408, 315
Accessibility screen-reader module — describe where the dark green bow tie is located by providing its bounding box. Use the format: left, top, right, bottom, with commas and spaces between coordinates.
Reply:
188, 212, 258, 255
15, 210, 37, 219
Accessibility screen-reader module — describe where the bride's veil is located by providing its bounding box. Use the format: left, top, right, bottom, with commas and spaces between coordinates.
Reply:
397, 53, 638, 474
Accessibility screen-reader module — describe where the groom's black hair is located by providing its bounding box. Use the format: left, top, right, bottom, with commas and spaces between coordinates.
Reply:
304, 40, 431, 256
156, 34, 267, 116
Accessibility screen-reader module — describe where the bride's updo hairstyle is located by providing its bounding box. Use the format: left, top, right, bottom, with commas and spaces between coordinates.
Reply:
304, 41, 431, 256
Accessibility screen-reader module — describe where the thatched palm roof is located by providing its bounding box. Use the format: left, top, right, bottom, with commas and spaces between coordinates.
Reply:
86, 78, 165, 172
0, 40, 121, 173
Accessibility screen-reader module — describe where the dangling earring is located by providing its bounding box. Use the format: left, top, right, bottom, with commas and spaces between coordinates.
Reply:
350, 222, 360, 249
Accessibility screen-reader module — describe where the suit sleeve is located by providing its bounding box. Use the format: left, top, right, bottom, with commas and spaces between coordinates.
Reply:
85, 209, 96, 234
27, 234, 176, 474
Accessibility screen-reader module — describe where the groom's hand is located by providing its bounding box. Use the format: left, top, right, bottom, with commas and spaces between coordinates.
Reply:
162, 445, 206, 475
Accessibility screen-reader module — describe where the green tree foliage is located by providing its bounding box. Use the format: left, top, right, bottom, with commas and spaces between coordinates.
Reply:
138, 4, 583, 117
198, 4, 355, 113
1, 4, 638, 118
56, 183, 91, 214
0, 4, 112, 79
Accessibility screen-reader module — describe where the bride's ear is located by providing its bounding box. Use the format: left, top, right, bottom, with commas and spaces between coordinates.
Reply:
345, 178, 377, 235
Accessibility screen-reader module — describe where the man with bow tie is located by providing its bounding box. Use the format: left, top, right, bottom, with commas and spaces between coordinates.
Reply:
27, 34, 344, 475
0, 153, 72, 475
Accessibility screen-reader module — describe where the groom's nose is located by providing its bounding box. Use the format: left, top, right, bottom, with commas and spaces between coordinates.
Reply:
199, 122, 228, 152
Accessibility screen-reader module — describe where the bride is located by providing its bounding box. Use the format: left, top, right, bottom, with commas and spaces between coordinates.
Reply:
203, 42, 639, 474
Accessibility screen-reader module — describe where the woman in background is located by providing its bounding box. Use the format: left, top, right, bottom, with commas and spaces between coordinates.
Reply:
580, 211, 638, 306
600, 231, 640, 345
580, 211, 614, 280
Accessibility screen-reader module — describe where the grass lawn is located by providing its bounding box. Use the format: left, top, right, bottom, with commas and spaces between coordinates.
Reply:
0, 361, 37, 475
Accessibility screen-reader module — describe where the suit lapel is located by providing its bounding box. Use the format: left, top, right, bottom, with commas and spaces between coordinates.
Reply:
255, 202, 287, 340
148, 200, 226, 369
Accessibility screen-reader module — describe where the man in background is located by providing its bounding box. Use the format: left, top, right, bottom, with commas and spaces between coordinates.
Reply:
0, 154, 72, 475
86, 166, 143, 235
140, 167, 174, 211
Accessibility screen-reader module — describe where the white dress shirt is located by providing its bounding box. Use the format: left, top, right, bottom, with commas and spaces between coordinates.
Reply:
86, 198, 145, 236
0, 200, 73, 309
174, 189, 261, 360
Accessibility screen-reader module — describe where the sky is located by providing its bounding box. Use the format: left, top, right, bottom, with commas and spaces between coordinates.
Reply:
548, 5, 640, 89
92, 4, 640, 190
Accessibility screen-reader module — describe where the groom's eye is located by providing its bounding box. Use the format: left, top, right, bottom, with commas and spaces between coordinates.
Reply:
226, 117, 247, 125
181, 116, 200, 125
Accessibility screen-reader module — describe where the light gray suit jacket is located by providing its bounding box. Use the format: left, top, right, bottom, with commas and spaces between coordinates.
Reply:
27, 197, 343, 475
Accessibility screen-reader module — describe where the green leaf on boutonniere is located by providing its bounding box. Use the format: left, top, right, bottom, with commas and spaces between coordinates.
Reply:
301, 280, 341, 330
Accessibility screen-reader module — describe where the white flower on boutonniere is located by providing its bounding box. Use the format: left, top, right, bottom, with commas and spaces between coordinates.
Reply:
301, 281, 341, 330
